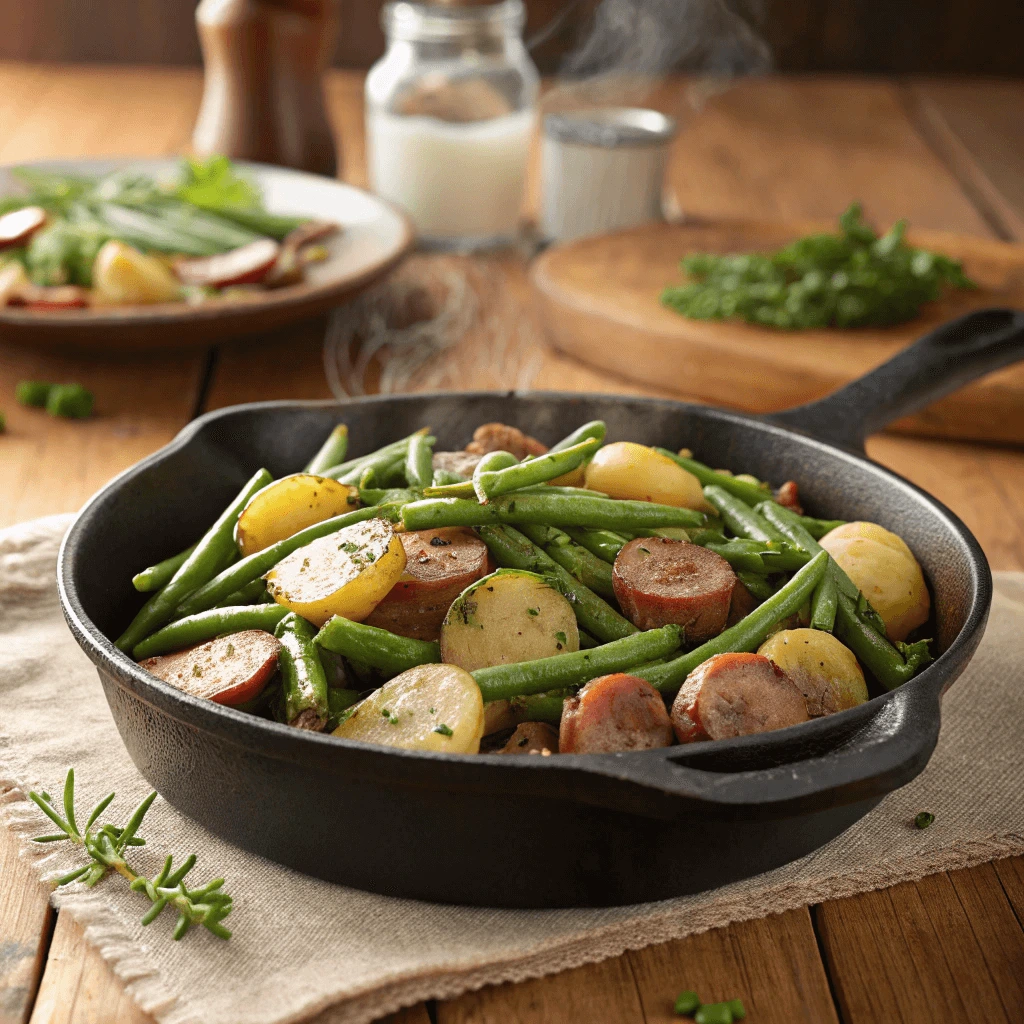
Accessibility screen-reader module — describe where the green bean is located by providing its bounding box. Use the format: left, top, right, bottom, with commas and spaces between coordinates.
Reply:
274, 613, 330, 729
796, 515, 846, 539
431, 468, 466, 487
701, 540, 768, 574
472, 450, 519, 502
564, 527, 629, 564
132, 543, 198, 593
673, 990, 701, 1016
326, 688, 361, 730
314, 615, 440, 677
132, 604, 289, 660
116, 469, 273, 653
348, 449, 408, 488
655, 448, 771, 506
549, 420, 606, 452
471, 625, 681, 702
477, 525, 637, 642
579, 630, 600, 649
810, 569, 838, 631
634, 551, 829, 693
757, 547, 813, 571
216, 578, 267, 607
703, 486, 788, 545
234, 675, 281, 717
694, 1002, 733, 1024
507, 692, 567, 724
403, 494, 705, 532
358, 486, 422, 507
305, 424, 348, 475
404, 431, 435, 490
735, 571, 775, 602
320, 429, 430, 480
478, 438, 601, 500
517, 485, 610, 498
516, 523, 616, 599
835, 593, 932, 689
726, 999, 746, 1020
173, 504, 401, 619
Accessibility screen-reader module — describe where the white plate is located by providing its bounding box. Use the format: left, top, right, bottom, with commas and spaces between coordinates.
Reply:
0, 158, 414, 352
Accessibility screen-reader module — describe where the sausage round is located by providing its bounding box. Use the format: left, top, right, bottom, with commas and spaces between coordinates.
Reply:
465, 422, 548, 460
670, 652, 809, 743
0, 206, 47, 248
559, 673, 674, 754
174, 238, 280, 288
612, 537, 737, 642
498, 721, 560, 755
362, 528, 491, 641
138, 629, 281, 706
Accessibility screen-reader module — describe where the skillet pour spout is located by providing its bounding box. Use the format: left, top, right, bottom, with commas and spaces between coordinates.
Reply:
57, 307, 1024, 907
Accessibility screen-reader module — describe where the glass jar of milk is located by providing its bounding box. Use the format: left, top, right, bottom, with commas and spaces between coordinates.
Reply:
366, 0, 539, 249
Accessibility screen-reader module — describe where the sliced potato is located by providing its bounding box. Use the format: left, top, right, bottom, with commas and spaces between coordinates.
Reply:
264, 518, 406, 627
758, 628, 868, 717
584, 442, 705, 510
92, 240, 182, 304
333, 663, 484, 754
440, 569, 579, 673
235, 473, 360, 556
820, 521, 930, 642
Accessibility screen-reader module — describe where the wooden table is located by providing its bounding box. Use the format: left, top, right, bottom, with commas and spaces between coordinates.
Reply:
2, 64, 1024, 1024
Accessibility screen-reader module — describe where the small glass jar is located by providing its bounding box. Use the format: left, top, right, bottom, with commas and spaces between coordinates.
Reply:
366, 0, 539, 250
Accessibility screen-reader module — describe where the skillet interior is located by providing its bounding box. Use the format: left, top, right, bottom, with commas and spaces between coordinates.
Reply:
57, 392, 990, 906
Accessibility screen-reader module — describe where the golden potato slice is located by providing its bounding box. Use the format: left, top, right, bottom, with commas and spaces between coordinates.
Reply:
440, 569, 579, 673
235, 473, 360, 556
584, 442, 705, 509
758, 628, 868, 717
819, 522, 930, 642
264, 518, 406, 627
92, 240, 182, 304
333, 663, 484, 754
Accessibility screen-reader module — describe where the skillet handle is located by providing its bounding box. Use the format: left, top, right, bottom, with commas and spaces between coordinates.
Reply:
767, 307, 1024, 453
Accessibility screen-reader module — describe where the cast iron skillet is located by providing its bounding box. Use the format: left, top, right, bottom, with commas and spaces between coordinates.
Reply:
58, 307, 1024, 908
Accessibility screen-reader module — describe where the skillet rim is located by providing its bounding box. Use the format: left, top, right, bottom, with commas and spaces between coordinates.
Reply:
56, 391, 992, 800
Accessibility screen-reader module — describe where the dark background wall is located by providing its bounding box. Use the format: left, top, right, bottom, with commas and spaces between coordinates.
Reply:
0, 0, 1020, 75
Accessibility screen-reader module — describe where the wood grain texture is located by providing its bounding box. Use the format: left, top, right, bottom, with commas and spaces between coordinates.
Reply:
532, 220, 1024, 443
27, 914, 153, 1024
0, 804, 52, 1024
908, 80, 1024, 241
627, 908, 839, 1024
815, 868, 1024, 1024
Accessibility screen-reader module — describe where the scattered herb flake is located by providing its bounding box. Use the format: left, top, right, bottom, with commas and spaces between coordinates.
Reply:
914, 811, 935, 830
433, 723, 453, 737
527, 607, 539, 616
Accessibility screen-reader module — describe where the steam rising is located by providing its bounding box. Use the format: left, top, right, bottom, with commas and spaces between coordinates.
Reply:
562, 0, 772, 79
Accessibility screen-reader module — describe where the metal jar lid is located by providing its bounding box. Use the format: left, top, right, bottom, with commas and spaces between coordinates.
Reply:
543, 107, 677, 148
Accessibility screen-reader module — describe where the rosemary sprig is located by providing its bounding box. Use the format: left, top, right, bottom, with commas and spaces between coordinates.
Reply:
29, 769, 232, 940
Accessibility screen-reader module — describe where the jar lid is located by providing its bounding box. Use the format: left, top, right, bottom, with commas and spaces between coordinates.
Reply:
544, 108, 677, 148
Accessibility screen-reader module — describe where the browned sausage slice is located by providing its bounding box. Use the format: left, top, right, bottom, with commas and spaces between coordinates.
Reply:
362, 528, 492, 641
432, 450, 482, 479
498, 721, 559, 755
0, 206, 46, 248
20, 285, 90, 309
138, 630, 281, 706
612, 537, 736, 642
559, 673, 674, 754
175, 239, 281, 288
465, 423, 548, 460
671, 652, 809, 743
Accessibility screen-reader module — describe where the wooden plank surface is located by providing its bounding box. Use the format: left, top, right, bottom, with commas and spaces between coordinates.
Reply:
1, 65, 1023, 1024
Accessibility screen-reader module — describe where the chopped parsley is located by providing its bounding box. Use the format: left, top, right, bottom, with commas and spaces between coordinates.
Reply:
433, 723, 453, 737
527, 607, 539, 616
554, 631, 567, 644
914, 811, 935, 830
381, 708, 399, 725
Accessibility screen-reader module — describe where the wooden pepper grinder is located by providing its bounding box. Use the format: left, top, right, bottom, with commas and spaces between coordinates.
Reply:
193, 0, 341, 177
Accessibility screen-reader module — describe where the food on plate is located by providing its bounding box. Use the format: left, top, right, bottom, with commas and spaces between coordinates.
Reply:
661, 203, 976, 330
363, 528, 492, 641
818, 521, 930, 642
120, 417, 935, 755
559, 673, 673, 753
138, 630, 281, 705
440, 568, 579, 671
0, 157, 338, 309
332, 663, 484, 753
670, 652, 809, 742
757, 628, 868, 716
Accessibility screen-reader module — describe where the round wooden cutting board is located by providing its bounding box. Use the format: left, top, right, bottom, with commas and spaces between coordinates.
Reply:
530, 219, 1024, 444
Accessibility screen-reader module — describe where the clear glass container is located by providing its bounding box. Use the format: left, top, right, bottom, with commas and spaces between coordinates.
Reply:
366, 1, 539, 250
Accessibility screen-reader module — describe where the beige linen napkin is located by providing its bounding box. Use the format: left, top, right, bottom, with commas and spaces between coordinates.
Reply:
2, 515, 1023, 1024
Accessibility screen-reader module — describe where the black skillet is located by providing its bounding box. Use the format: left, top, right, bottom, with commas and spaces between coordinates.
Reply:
58, 307, 1024, 908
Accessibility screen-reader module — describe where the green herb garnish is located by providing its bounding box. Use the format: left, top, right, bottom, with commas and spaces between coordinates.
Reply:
914, 810, 935, 829
29, 769, 232, 940
433, 723, 453, 737
662, 203, 975, 330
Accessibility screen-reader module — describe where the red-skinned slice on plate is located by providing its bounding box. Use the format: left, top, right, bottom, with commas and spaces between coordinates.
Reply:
138, 629, 281, 706
0, 206, 47, 248
175, 238, 281, 288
